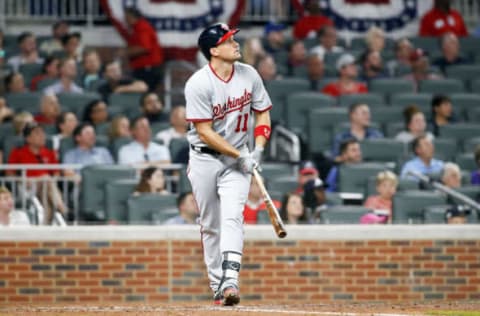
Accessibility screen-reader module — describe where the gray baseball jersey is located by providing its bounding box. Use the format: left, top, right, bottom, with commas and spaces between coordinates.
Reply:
185, 62, 272, 149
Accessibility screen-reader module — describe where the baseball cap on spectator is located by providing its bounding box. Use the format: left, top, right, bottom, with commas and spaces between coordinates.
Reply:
299, 161, 319, 176
265, 22, 285, 35
409, 48, 428, 62
445, 205, 471, 221
336, 53, 356, 71
23, 122, 42, 138
304, 177, 328, 191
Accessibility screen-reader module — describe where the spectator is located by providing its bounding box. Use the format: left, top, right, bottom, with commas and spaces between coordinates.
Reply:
386, 38, 414, 76
255, 54, 280, 82
39, 20, 69, 56
310, 25, 344, 62
362, 170, 398, 224
164, 192, 200, 225
140, 91, 169, 124
433, 32, 469, 74
7, 32, 43, 72
365, 26, 386, 52
243, 176, 281, 224
5, 72, 27, 93
279, 192, 309, 224
359, 49, 388, 82
118, 116, 170, 165
0, 186, 30, 226
322, 54, 368, 97
97, 60, 148, 101
332, 103, 383, 158
307, 52, 325, 90
108, 115, 131, 142
51, 111, 78, 152
82, 100, 109, 127
155, 105, 187, 147
395, 105, 434, 144
30, 56, 60, 91
429, 94, 457, 136
419, 0, 468, 37
242, 37, 266, 66
12, 111, 34, 136
295, 161, 319, 194
326, 139, 363, 192
61, 32, 82, 62
445, 205, 470, 224
263, 22, 287, 55
80, 50, 102, 90
302, 177, 329, 223
471, 145, 480, 185
63, 123, 114, 175
0, 97, 14, 123
287, 40, 307, 76
34, 94, 61, 126
400, 135, 445, 181
403, 49, 442, 91
293, 0, 333, 40
441, 162, 462, 189
44, 57, 83, 94
7, 122, 67, 224
112, 7, 164, 91
133, 166, 169, 195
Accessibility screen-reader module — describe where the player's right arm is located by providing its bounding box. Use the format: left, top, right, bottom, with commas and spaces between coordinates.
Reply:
194, 121, 241, 158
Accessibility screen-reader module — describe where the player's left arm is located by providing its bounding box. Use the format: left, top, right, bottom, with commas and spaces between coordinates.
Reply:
251, 109, 271, 165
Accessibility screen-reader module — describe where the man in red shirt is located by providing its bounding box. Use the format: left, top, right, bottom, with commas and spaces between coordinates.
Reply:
243, 176, 281, 224
7, 122, 67, 224
322, 53, 368, 97
419, 0, 468, 37
293, 0, 334, 40
113, 7, 164, 91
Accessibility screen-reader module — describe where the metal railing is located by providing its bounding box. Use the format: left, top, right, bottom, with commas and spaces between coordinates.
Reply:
0, 163, 184, 225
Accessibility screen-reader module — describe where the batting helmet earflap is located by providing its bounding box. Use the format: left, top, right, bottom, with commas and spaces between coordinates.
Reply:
198, 23, 239, 60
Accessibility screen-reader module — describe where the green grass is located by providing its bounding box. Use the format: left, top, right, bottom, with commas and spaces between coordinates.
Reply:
427, 311, 480, 316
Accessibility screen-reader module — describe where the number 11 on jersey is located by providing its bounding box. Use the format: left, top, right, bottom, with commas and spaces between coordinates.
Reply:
235, 113, 249, 133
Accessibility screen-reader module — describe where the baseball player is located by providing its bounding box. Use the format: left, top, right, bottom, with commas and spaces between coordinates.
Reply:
185, 23, 272, 306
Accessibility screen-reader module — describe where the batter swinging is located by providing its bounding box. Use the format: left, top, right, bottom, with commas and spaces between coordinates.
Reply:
185, 23, 272, 306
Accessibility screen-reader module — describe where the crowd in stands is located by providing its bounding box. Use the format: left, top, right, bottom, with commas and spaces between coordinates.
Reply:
0, 0, 479, 226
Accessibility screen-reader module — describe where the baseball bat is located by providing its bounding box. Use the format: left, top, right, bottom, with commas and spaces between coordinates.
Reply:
252, 168, 287, 238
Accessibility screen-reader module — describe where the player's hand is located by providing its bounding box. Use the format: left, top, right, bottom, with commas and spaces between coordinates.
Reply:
251, 146, 264, 165
237, 152, 257, 174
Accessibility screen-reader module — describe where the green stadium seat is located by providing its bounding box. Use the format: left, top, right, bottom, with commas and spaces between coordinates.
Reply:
308, 107, 348, 154
392, 190, 446, 224
449, 93, 480, 121
286, 92, 335, 133
5, 92, 42, 113
338, 93, 384, 107
109, 137, 132, 162
178, 166, 192, 193
36, 78, 58, 91
313, 77, 337, 91
464, 137, 480, 153
80, 164, 136, 222
385, 122, 405, 138
459, 37, 480, 59
320, 205, 371, 224
410, 37, 439, 52
127, 194, 178, 224
433, 138, 458, 161
19, 63, 43, 87
465, 107, 480, 122
455, 153, 476, 172
267, 176, 298, 194
369, 79, 414, 102
360, 138, 407, 163
105, 179, 138, 223
324, 52, 344, 67
339, 162, 390, 195
452, 186, 480, 205
265, 78, 310, 124
390, 93, 433, 116
292, 65, 308, 78
439, 124, 480, 148
418, 79, 465, 94
370, 107, 403, 133
261, 163, 295, 180
445, 65, 480, 87
169, 137, 189, 162
2, 135, 24, 162
57, 92, 101, 116
108, 92, 144, 117
326, 192, 343, 206
470, 78, 480, 93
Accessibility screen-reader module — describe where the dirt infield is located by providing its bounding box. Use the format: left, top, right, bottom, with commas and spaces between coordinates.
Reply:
1, 301, 480, 316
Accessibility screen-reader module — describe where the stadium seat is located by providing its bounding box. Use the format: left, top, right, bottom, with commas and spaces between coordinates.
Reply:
36, 78, 58, 91
410, 36, 439, 52
285, 92, 335, 133
150, 122, 171, 137
108, 92, 144, 116
57, 92, 101, 116
177, 166, 192, 193
127, 194, 178, 224
80, 164, 136, 222
265, 78, 310, 124
325, 192, 343, 206
2, 135, 24, 162
338, 162, 390, 195
369, 79, 414, 102
452, 186, 480, 205
464, 137, 480, 153
169, 137, 189, 162
424, 204, 478, 224
308, 107, 348, 154
324, 52, 344, 67
455, 153, 476, 172
369, 107, 403, 133
360, 138, 407, 163
392, 190, 446, 224
292, 65, 308, 78
433, 138, 457, 161
450, 93, 480, 121
319, 205, 371, 224
313, 77, 337, 91
438, 124, 480, 148
338, 93, 384, 107
19, 63, 43, 87
261, 162, 295, 180
105, 179, 138, 223
267, 176, 298, 194
384, 122, 405, 138
390, 93, 433, 117
465, 107, 480, 122
418, 79, 465, 94
445, 65, 480, 87
6, 92, 42, 113
459, 37, 480, 60
109, 137, 132, 162
469, 78, 480, 93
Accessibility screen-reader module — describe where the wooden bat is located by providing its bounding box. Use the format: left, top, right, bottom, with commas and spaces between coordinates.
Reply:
252, 168, 287, 238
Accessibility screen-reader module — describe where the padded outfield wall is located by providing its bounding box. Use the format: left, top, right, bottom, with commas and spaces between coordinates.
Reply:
0, 225, 479, 304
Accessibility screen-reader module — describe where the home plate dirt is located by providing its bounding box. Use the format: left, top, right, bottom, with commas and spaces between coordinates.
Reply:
2, 301, 480, 316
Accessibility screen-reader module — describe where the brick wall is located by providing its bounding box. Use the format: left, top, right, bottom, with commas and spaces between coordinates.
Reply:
1, 226, 479, 304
